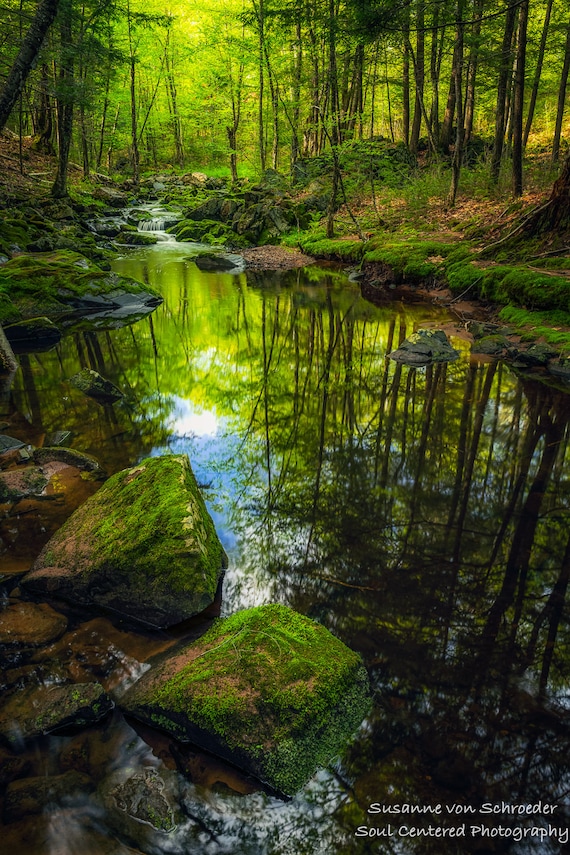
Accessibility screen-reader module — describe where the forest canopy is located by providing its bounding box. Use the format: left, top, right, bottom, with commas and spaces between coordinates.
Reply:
0, 0, 568, 198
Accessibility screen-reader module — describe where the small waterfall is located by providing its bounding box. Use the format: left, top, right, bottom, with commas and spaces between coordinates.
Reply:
139, 217, 166, 232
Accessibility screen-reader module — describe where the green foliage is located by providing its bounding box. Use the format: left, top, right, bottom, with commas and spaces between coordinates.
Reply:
498, 306, 570, 352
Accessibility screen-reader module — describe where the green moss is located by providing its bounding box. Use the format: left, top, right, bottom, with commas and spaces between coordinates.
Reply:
25, 455, 226, 626
126, 604, 371, 795
498, 306, 570, 352
0, 250, 159, 322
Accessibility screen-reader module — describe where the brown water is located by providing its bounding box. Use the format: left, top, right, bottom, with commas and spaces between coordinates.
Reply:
1, 239, 570, 854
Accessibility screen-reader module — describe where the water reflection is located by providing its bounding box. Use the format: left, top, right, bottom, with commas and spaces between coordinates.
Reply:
1, 242, 570, 852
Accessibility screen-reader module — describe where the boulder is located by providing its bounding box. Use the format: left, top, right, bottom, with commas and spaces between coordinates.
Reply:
70, 368, 124, 403
388, 329, 459, 365
548, 356, 570, 381
22, 455, 227, 628
0, 682, 112, 747
193, 252, 241, 272
121, 604, 371, 795
93, 186, 129, 208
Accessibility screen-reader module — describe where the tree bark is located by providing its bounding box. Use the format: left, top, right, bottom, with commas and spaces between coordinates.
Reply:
523, 0, 554, 146
490, 0, 517, 182
0, 0, 60, 133
552, 22, 570, 164
51, 0, 74, 198
512, 0, 529, 196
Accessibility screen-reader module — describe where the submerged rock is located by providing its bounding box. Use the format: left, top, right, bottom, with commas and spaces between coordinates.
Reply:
4, 771, 94, 823
70, 368, 124, 404
22, 455, 227, 628
0, 601, 67, 645
193, 252, 241, 272
4, 317, 61, 353
121, 604, 371, 795
0, 682, 113, 747
388, 328, 459, 365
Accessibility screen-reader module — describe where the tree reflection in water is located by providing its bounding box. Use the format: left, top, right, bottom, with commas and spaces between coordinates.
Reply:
4, 246, 570, 853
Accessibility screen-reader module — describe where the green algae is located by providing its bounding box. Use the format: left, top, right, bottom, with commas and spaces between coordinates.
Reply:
122, 603, 371, 795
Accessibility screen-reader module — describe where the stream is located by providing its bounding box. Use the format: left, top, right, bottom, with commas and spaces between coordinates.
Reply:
1, 234, 570, 854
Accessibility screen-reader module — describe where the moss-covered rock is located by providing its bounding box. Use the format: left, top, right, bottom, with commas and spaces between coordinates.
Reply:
0, 250, 161, 324
389, 329, 459, 365
22, 455, 227, 628
4, 316, 61, 352
70, 368, 124, 404
121, 603, 371, 795
0, 682, 113, 747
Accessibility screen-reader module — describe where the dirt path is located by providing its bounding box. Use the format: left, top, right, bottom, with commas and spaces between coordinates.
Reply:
239, 245, 315, 270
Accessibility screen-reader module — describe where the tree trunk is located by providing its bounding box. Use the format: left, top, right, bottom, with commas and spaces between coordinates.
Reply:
463, 0, 484, 146
32, 62, 55, 153
448, 0, 466, 206
512, 0, 529, 196
51, 0, 74, 199
0, 0, 60, 133
410, 0, 425, 153
552, 22, 570, 164
490, 0, 518, 182
523, 0, 554, 146
402, 7, 410, 146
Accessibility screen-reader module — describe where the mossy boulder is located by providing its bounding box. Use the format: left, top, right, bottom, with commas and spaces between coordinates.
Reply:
389, 328, 459, 365
193, 251, 241, 272
121, 604, 371, 795
22, 455, 227, 628
0, 250, 161, 324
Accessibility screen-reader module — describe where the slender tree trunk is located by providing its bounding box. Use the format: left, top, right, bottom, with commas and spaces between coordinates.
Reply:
463, 0, 484, 146
258, 0, 266, 170
51, 0, 74, 198
552, 21, 570, 164
448, 0, 466, 206
290, 17, 302, 174
0, 0, 60, 133
523, 0, 554, 146
410, 0, 425, 153
402, 7, 410, 146
33, 61, 55, 153
490, 0, 518, 182
512, 0, 529, 196
328, 0, 340, 145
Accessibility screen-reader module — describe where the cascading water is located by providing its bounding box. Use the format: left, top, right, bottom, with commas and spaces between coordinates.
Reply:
139, 217, 166, 231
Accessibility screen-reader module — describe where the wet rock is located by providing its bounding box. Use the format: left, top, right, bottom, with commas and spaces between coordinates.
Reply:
70, 368, 124, 404
0, 465, 49, 501
470, 334, 513, 356
42, 430, 72, 447
548, 356, 570, 381
110, 767, 177, 832
33, 446, 106, 477
4, 317, 62, 353
0, 434, 25, 454
4, 770, 94, 823
193, 252, 241, 272
23, 455, 227, 628
0, 745, 32, 786
388, 329, 459, 365
0, 601, 67, 645
93, 186, 129, 208
511, 343, 558, 368
0, 681, 113, 747
116, 230, 159, 246
121, 603, 371, 796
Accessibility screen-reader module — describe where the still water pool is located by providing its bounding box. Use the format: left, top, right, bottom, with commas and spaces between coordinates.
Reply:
2, 240, 570, 854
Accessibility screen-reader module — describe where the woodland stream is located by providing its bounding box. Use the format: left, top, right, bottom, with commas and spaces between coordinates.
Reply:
2, 238, 570, 854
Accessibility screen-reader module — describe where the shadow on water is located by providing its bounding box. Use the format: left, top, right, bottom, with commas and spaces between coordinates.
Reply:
1, 241, 570, 853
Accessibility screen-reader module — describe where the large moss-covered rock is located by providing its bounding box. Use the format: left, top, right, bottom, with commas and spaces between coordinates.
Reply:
22, 455, 227, 627
0, 250, 161, 324
121, 604, 371, 795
